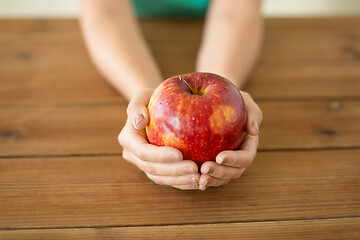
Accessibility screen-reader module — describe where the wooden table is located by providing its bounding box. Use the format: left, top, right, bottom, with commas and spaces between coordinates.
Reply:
0, 18, 359, 239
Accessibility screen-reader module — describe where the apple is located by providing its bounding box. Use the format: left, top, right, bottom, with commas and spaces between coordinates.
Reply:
146, 72, 247, 167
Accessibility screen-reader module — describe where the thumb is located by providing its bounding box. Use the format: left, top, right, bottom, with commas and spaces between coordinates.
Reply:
127, 90, 153, 130
241, 91, 263, 136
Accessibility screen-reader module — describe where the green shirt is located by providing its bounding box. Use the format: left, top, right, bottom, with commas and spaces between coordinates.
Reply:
132, 0, 210, 18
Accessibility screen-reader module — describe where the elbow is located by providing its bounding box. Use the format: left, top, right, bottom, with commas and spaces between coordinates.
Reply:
208, 0, 263, 24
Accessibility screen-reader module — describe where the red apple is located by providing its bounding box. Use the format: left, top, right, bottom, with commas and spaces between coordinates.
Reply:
146, 72, 247, 167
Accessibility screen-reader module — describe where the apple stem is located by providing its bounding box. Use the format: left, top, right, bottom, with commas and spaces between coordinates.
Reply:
179, 76, 193, 94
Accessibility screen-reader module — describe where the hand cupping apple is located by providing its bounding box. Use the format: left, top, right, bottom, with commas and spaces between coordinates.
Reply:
146, 72, 247, 168
118, 72, 262, 191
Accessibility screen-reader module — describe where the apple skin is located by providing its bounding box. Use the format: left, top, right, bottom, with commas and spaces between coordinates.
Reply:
146, 72, 247, 167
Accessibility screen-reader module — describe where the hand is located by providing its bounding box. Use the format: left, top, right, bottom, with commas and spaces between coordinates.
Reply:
198, 91, 263, 191
118, 90, 200, 190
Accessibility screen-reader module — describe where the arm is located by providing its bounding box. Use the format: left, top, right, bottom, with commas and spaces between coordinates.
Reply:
80, 0, 200, 190
196, 0, 263, 190
196, 0, 263, 89
79, 0, 162, 100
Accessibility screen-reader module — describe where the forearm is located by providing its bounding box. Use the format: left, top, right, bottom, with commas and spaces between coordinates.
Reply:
196, 0, 263, 89
79, 0, 162, 100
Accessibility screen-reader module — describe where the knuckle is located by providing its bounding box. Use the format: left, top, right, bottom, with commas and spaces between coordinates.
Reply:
135, 147, 146, 160
118, 132, 124, 146
145, 173, 154, 182
143, 163, 156, 175
152, 177, 159, 184
127, 95, 140, 113
152, 176, 162, 185
122, 149, 130, 161
118, 125, 130, 146
258, 108, 263, 118
126, 103, 133, 115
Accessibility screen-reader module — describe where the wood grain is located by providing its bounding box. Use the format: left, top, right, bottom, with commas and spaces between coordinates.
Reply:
1, 19, 359, 105
0, 150, 359, 229
258, 100, 360, 150
1, 60, 359, 106
0, 104, 125, 156
0, 68, 123, 106
1, 100, 359, 156
1, 218, 359, 240
246, 64, 360, 99
1, 18, 360, 238
260, 18, 360, 63
2, 18, 358, 62
0, 19, 124, 105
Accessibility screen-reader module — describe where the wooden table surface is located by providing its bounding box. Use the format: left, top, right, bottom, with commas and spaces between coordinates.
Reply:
0, 18, 360, 239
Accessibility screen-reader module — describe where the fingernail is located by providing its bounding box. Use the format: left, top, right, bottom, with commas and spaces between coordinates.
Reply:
189, 176, 198, 189
134, 114, 145, 127
185, 166, 196, 174
216, 157, 223, 164
199, 178, 207, 191
190, 176, 197, 184
253, 121, 259, 134
170, 154, 181, 162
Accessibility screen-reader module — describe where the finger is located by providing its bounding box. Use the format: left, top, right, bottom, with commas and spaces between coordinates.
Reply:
122, 148, 133, 163
198, 174, 230, 191
216, 134, 258, 168
146, 172, 200, 188
123, 149, 200, 190
173, 184, 198, 190
240, 91, 263, 136
127, 90, 153, 130
125, 150, 198, 176
118, 128, 183, 163
141, 160, 199, 176
201, 161, 246, 180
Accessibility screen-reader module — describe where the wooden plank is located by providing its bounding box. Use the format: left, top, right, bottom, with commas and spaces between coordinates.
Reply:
1, 18, 359, 62
1, 60, 359, 105
0, 41, 93, 71
1, 60, 359, 106
142, 17, 360, 68
1, 218, 359, 240
0, 104, 125, 156
0, 100, 359, 156
261, 18, 360, 63
246, 64, 360, 99
0, 68, 123, 106
0, 19, 79, 39
1, 19, 360, 105
258, 100, 360, 150
0, 19, 125, 105
0, 150, 359, 228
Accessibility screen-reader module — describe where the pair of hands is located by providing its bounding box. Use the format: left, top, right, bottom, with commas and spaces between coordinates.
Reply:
118, 90, 263, 191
